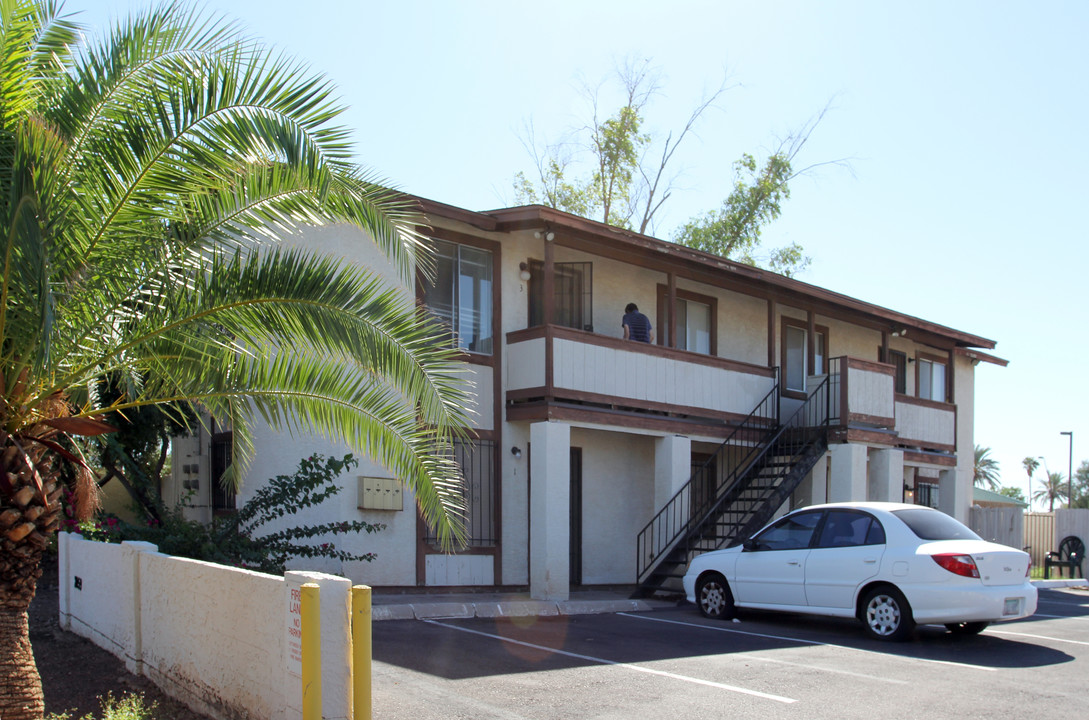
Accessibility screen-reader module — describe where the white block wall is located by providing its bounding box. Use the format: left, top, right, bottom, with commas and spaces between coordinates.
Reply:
57, 533, 355, 720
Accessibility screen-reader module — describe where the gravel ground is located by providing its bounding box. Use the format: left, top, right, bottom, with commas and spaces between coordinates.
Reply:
29, 555, 211, 720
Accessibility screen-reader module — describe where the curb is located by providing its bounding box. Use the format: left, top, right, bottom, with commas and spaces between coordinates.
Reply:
1032, 578, 1089, 589
371, 597, 674, 622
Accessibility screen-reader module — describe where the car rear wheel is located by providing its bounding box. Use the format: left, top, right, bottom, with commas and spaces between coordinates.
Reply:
945, 621, 989, 635
861, 587, 915, 641
696, 572, 735, 620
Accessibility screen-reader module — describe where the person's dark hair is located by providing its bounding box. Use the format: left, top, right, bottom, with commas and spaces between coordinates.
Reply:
625, 303, 638, 313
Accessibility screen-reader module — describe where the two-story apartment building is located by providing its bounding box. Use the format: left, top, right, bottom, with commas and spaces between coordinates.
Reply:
169, 196, 1004, 601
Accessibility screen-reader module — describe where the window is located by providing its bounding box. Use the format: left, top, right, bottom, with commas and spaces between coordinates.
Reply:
917, 357, 947, 402
782, 319, 827, 394
426, 438, 497, 548
424, 239, 493, 354
749, 511, 822, 551
893, 508, 980, 541
815, 510, 885, 548
656, 286, 717, 354
528, 260, 593, 331
211, 422, 234, 512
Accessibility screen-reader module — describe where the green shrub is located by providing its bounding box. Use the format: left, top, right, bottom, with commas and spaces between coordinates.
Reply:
80, 454, 384, 574
46, 691, 156, 720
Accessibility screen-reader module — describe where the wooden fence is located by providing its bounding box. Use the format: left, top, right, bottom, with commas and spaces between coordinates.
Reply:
1022, 512, 1054, 569
969, 506, 1024, 551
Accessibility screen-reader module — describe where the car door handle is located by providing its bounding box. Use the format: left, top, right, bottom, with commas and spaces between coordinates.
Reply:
787, 560, 801, 566
863, 558, 877, 564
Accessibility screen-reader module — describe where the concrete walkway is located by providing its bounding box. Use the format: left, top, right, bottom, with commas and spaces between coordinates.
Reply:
369, 588, 678, 621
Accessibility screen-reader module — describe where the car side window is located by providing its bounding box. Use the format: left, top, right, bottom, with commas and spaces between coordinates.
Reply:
815, 510, 885, 548
751, 511, 822, 550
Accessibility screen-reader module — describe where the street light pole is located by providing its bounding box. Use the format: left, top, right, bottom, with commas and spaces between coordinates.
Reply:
1061, 431, 1073, 508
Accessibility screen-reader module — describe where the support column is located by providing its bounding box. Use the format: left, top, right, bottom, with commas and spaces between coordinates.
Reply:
530, 421, 570, 601
794, 453, 829, 507
868, 449, 904, 502
828, 444, 867, 503
654, 435, 691, 510
938, 467, 966, 522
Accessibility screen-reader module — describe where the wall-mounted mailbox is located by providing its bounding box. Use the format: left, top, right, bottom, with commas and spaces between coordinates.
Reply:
357, 476, 403, 511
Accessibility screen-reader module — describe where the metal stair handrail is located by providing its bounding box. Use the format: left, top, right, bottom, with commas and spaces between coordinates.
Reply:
636, 368, 835, 586
635, 382, 780, 582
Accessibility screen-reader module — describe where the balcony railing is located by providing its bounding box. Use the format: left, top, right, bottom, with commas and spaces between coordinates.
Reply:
825, 356, 956, 452
506, 325, 777, 429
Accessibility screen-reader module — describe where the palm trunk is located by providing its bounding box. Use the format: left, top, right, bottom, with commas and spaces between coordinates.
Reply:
0, 604, 43, 720
1, 441, 61, 720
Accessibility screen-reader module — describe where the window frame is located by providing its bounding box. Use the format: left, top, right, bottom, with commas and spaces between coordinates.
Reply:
780, 317, 829, 398
655, 285, 718, 355
528, 259, 593, 332
417, 231, 499, 364
915, 352, 949, 402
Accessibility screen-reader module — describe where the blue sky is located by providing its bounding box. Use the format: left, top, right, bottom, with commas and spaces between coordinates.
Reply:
72, 0, 1088, 506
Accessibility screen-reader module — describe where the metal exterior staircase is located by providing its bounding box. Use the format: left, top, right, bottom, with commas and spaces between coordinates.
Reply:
634, 374, 834, 597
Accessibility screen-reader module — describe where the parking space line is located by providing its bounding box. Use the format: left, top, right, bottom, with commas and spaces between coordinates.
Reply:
619, 613, 996, 672
424, 619, 797, 704
987, 629, 1089, 646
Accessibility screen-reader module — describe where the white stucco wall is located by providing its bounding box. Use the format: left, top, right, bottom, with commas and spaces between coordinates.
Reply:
573, 428, 656, 585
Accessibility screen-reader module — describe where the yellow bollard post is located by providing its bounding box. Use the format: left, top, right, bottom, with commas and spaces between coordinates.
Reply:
301, 583, 322, 720
352, 585, 372, 720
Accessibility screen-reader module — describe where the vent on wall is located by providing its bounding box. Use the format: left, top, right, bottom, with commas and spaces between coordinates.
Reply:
357, 476, 403, 511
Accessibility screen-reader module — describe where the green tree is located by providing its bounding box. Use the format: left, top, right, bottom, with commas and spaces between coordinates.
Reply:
1070, 459, 1089, 509
1022, 456, 1040, 510
973, 445, 1001, 490
997, 486, 1026, 504
515, 59, 840, 277
0, 2, 470, 716
1033, 472, 1068, 512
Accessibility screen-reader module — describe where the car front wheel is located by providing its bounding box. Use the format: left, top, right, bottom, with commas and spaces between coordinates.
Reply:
861, 587, 915, 641
696, 572, 735, 620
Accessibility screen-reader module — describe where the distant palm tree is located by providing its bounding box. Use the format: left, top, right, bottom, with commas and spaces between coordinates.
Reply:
974, 445, 1001, 490
1019, 457, 1036, 507
1033, 472, 1067, 512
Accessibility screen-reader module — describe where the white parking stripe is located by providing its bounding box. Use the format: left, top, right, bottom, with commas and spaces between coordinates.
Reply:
424, 619, 797, 704
987, 629, 1089, 646
619, 613, 997, 672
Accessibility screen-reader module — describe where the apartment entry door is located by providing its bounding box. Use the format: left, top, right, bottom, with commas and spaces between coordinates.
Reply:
569, 447, 583, 587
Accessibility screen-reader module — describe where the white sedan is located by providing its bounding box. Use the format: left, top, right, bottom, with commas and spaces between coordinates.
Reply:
682, 502, 1037, 641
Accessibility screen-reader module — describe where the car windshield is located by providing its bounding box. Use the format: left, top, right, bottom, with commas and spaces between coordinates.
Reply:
892, 508, 981, 541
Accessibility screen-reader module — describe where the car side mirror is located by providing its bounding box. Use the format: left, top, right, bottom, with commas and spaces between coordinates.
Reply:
743, 539, 759, 552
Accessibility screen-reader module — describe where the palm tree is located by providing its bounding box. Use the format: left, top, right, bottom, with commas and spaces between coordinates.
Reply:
0, 2, 470, 717
1032, 472, 1067, 512
973, 445, 1000, 490
1022, 457, 1039, 511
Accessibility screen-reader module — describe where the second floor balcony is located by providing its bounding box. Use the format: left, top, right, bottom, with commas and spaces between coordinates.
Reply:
505, 325, 777, 438
823, 356, 957, 457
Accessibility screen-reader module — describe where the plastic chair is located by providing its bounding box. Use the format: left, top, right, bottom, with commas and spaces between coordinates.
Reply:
1044, 536, 1085, 579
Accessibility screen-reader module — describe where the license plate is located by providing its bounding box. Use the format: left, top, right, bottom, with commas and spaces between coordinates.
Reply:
1003, 598, 1021, 616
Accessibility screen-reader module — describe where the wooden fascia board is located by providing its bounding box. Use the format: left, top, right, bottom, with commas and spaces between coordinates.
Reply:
955, 347, 1009, 367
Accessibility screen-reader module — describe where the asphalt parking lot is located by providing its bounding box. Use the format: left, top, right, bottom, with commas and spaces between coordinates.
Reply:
370, 587, 1089, 719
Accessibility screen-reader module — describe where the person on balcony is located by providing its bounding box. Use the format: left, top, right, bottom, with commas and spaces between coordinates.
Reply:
622, 303, 654, 343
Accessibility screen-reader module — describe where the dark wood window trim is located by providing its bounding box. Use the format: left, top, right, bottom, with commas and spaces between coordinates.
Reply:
655, 284, 718, 355
416, 226, 501, 367
780, 316, 829, 400
413, 226, 503, 585
914, 350, 950, 403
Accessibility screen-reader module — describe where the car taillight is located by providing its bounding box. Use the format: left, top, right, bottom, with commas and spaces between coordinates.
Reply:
932, 553, 980, 578
1026, 559, 1032, 577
